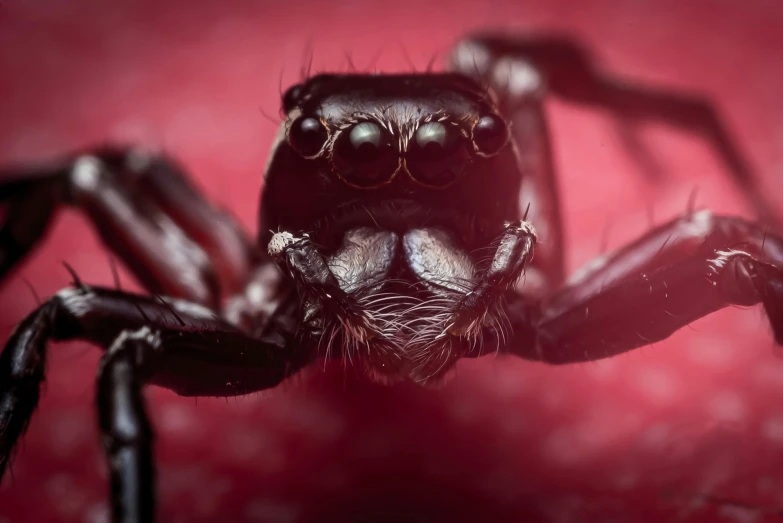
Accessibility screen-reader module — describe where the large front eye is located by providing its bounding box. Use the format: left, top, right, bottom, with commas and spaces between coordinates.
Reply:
407, 121, 470, 187
332, 122, 399, 188
288, 116, 328, 158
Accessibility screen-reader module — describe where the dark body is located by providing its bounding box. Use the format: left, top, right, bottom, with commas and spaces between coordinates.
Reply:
256, 72, 533, 383
0, 34, 782, 523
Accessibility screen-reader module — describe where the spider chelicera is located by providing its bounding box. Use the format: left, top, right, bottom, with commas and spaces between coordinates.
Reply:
0, 33, 782, 523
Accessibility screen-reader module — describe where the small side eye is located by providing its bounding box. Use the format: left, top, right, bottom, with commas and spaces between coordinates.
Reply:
333, 122, 399, 188
288, 116, 328, 158
282, 83, 303, 113
407, 122, 469, 187
472, 114, 509, 156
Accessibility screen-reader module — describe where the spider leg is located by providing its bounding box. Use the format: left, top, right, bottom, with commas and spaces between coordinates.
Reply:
611, 117, 668, 182
97, 328, 156, 523
504, 211, 783, 363
594, 82, 783, 230
0, 285, 308, 522
449, 38, 564, 288
447, 220, 537, 337
222, 262, 293, 335
0, 146, 259, 306
266, 231, 385, 344
449, 34, 783, 231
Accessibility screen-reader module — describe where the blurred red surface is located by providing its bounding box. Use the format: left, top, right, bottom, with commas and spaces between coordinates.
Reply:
1, 0, 783, 522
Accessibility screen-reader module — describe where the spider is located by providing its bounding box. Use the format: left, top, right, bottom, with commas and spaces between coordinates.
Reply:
1, 33, 782, 523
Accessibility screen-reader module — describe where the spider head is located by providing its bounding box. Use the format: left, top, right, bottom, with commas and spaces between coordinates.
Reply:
260, 73, 527, 385
261, 73, 521, 252
283, 73, 509, 189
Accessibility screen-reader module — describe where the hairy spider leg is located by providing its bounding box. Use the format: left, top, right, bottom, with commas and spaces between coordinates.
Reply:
0, 286, 310, 523
447, 220, 537, 337
267, 231, 385, 344
502, 211, 783, 362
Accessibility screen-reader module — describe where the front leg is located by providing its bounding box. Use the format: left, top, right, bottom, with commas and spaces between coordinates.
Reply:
504, 213, 783, 363
0, 286, 311, 523
448, 220, 537, 337
267, 229, 397, 347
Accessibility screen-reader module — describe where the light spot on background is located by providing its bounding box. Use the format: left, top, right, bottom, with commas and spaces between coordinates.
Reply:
760, 415, 783, 443
706, 390, 747, 423
45, 474, 88, 518
630, 365, 681, 405
83, 502, 109, 523
685, 335, 738, 368
244, 499, 301, 523
157, 401, 202, 439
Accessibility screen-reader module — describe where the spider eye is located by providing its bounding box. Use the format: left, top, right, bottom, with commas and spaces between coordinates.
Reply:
414, 122, 458, 156
282, 83, 303, 113
288, 116, 328, 158
407, 122, 469, 187
333, 122, 399, 188
472, 114, 509, 156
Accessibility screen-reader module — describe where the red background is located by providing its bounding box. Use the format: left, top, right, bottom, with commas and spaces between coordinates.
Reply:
2, 1, 783, 522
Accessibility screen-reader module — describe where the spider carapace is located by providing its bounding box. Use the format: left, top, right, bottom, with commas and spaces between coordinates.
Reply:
0, 34, 782, 522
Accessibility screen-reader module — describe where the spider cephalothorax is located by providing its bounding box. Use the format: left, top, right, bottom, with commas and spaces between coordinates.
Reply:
262, 72, 525, 383
263, 73, 515, 237
0, 34, 781, 523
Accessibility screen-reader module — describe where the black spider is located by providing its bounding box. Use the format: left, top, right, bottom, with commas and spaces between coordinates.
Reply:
1, 34, 782, 523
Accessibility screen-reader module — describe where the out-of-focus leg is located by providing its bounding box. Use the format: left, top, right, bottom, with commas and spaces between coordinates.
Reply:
449, 34, 783, 231
0, 146, 259, 306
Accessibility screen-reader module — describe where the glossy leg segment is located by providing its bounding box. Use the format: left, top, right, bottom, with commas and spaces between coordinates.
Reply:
546, 210, 782, 315
507, 212, 783, 363
450, 34, 783, 231
0, 285, 309, 522
97, 329, 156, 523
0, 146, 258, 306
